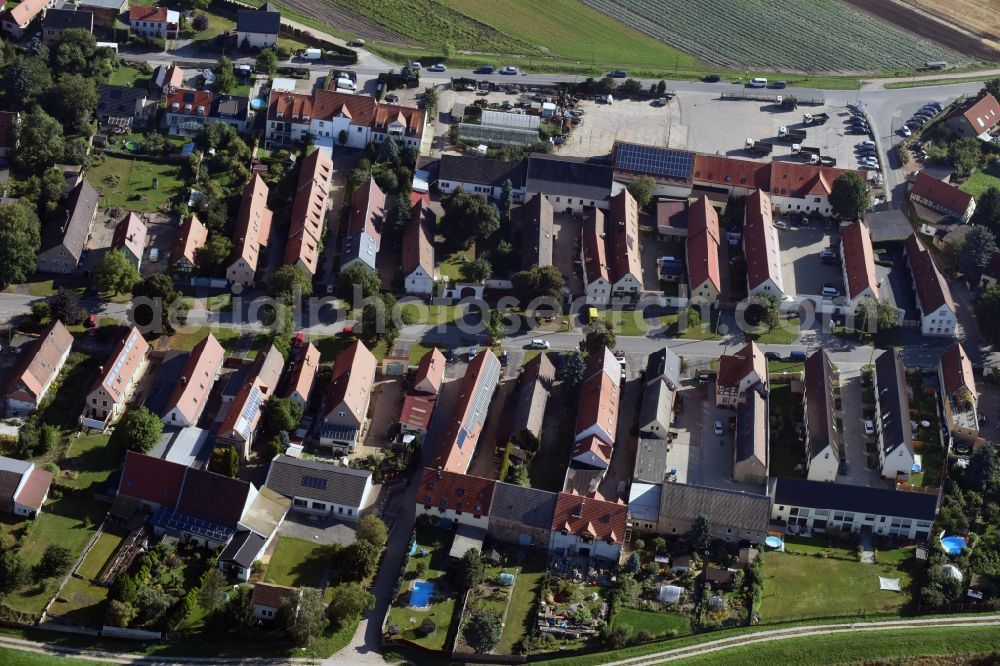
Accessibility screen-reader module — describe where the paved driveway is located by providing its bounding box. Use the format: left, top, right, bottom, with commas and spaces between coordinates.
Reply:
837, 367, 887, 488
777, 224, 844, 298
278, 512, 357, 546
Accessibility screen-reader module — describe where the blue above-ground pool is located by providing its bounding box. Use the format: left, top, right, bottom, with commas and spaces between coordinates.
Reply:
409, 540, 418, 556
941, 535, 967, 555
410, 580, 434, 608
250, 97, 266, 110
765, 535, 783, 549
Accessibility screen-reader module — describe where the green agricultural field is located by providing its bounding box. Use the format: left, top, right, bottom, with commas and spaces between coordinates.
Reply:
579, 0, 961, 71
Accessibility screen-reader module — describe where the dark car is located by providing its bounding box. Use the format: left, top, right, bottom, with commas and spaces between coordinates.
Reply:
764, 351, 782, 361
475, 65, 495, 74
702, 74, 721, 83
768, 80, 787, 89
609, 69, 628, 78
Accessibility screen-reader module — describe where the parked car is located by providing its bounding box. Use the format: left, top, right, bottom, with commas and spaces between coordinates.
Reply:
475, 65, 495, 74
714, 421, 724, 436
385, 93, 399, 103
702, 74, 721, 83
499, 66, 519, 75
428, 63, 447, 72
609, 69, 628, 78
864, 420, 876, 436
347, 39, 366, 47
528, 339, 550, 349
900, 126, 912, 137
769, 80, 787, 89
857, 140, 875, 148
409, 61, 422, 69
764, 351, 782, 361
820, 249, 836, 260
468, 347, 478, 361
444, 348, 455, 362
774, 219, 791, 230
822, 285, 840, 298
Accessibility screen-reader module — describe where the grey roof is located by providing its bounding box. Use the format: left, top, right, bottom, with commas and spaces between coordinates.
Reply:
645, 347, 681, 390
45, 8, 94, 30
489, 482, 557, 529
143, 351, 188, 415
526, 154, 613, 202
151, 426, 212, 468
509, 352, 554, 441
42, 179, 98, 261
633, 437, 668, 483
875, 348, 913, 460
658, 482, 770, 535
218, 530, 266, 569
772, 477, 937, 522
638, 379, 673, 435
449, 524, 486, 559
265, 455, 372, 508
78, 0, 127, 9
519, 194, 553, 268
735, 389, 767, 468
97, 85, 148, 119
438, 155, 526, 189
212, 95, 249, 121
236, 6, 280, 35
804, 349, 838, 460
866, 209, 913, 243
150, 65, 168, 89
0, 456, 32, 476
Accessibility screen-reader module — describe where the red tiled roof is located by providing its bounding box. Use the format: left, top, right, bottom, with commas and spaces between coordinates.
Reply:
14, 466, 53, 511
686, 196, 721, 293
171, 214, 208, 267
252, 582, 298, 610
743, 190, 781, 292
766, 161, 850, 198
952, 93, 1000, 134
905, 233, 955, 314
402, 200, 435, 278
574, 349, 620, 445
268, 91, 313, 123
283, 342, 319, 404
118, 450, 186, 507
112, 212, 147, 261
418, 468, 495, 516
940, 343, 975, 399
582, 207, 609, 285
432, 350, 501, 474
129, 5, 169, 22
348, 178, 386, 242
551, 493, 627, 543
218, 345, 284, 442
163, 333, 225, 424
400, 392, 437, 432
840, 219, 879, 301
324, 341, 377, 422
165, 89, 212, 117
910, 171, 974, 216
231, 174, 273, 271
305, 90, 426, 137
717, 341, 765, 391
570, 434, 612, 468
413, 347, 445, 395
6, 320, 73, 403
692, 154, 765, 190
285, 149, 332, 274
608, 189, 641, 284
94, 326, 149, 404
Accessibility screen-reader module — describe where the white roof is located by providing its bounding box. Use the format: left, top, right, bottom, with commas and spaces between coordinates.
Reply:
0, 456, 32, 476
413, 169, 430, 193
628, 481, 660, 522
271, 78, 297, 93
481, 109, 540, 130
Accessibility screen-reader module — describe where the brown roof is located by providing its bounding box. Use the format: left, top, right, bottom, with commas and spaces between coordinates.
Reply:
268, 91, 313, 123
348, 178, 385, 241
324, 341, 377, 422
171, 214, 208, 267
400, 391, 437, 432
905, 233, 955, 315
911, 171, 974, 216
582, 207, 609, 285
418, 468, 495, 516
766, 161, 851, 198
551, 493, 627, 543
520, 194, 554, 268
118, 450, 186, 507
574, 349, 620, 444
940, 343, 975, 399
841, 219, 879, 301
166, 65, 184, 88
310, 89, 426, 137
655, 199, 688, 234
609, 189, 642, 284
218, 345, 285, 441
252, 582, 298, 610
0, 470, 21, 508
686, 196, 721, 293
952, 93, 1000, 133
94, 326, 149, 403
743, 190, 781, 292
432, 350, 502, 474
413, 347, 446, 395
6, 320, 74, 402
283, 342, 319, 403
129, 4, 169, 21
0, 112, 16, 150
402, 200, 435, 277
14, 466, 53, 511
285, 149, 333, 274
162, 333, 225, 424
692, 154, 766, 190
176, 467, 251, 528
804, 349, 838, 461
11, 0, 50, 25
510, 352, 555, 440
112, 212, 147, 261
165, 89, 212, 117
717, 341, 766, 391
231, 174, 273, 272
570, 434, 612, 468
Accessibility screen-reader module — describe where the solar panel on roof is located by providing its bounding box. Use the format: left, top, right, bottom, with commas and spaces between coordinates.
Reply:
301, 475, 327, 490
614, 143, 694, 181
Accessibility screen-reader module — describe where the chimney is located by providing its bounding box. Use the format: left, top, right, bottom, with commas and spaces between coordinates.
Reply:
181, 376, 187, 385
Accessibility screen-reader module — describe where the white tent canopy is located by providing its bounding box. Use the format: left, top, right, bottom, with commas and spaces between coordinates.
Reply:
658, 585, 684, 604
878, 576, 902, 592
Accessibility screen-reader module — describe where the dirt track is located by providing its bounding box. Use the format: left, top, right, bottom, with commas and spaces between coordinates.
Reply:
841, 0, 1000, 62
276, 0, 415, 47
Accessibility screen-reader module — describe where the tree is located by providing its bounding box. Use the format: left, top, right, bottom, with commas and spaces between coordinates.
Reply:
980, 285, 1000, 345
132, 273, 181, 333
423, 86, 439, 119
109, 572, 138, 605
627, 175, 656, 210
49, 287, 86, 324
950, 137, 984, 178
512, 265, 565, 305
326, 582, 375, 626
969, 443, 1000, 490
341, 540, 381, 581
285, 587, 327, 645
486, 308, 505, 344
624, 552, 640, 573
63, 136, 91, 166
580, 319, 616, 356
192, 12, 208, 31
657, 80, 667, 94
267, 264, 313, 303
215, 56, 236, 94
209, 446, 240, 477
454, 549, 485, 590
39, 167, 67, 220
360, 293, 398, 347
106, 599, 137, 627
198, 567, 227, 614
557, 350, 585, 387
262, 397, 302, 438
49, 74, 98, 134
53, 28, 113, 78
134, 586, 173, 627
828, 172, 871, 220
195, 235, 232, 275
460, 257, 493, 283
15, 107, 64, 172
442, 42, 455, 58
34, 544, 73, 582
0, 549, 28, 594
687, 515, 712, 553
970, 187, 1000, 235
0, 202, 40, 289
94, 249, 141, 295
500, 178, 513, 221
356, 515, 388, 550
618, 78, 644, 96
463, 610, 501, 654
985, 78, 1000, 101
220, 584, 255, 633
255, 48, 278, 76
959, 225, 998, 282
338, 263, 381, 302
4, 56, 53, 106
109, 407, 164, 454
441, 188, 500, 246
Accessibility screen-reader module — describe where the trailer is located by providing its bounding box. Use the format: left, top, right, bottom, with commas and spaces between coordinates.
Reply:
803, 112, 830, 125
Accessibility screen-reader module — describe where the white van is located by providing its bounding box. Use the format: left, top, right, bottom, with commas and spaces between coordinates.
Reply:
302, 48, 322, 60
749, 77, 768, 88
822, 286, 840, 298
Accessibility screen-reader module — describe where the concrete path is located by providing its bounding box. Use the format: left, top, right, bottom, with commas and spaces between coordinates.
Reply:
859, 529, 876, 564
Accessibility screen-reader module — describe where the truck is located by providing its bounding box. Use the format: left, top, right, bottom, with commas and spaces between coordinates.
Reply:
778, 126, 806, 142
744, 138, 773, 156
791, 144, 821, 156
819, 155, 837, 167
803, 112, 830, 125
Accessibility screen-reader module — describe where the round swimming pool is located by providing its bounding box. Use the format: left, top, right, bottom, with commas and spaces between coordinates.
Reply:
124, 140, 141, 152
250, 98, 266, 110
765, 535, 783, 549
940, 535, 966, 555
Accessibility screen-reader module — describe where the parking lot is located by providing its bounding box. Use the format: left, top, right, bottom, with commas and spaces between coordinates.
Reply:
776, 224, 844, 298
556, 98, 677, 157
837, 366, 888, 488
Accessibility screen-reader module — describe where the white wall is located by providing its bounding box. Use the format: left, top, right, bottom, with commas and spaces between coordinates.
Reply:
586, 279, 611, 305
415, 503, 490, 530
405, 268, 434, 295
805, 444, 839, 482
549, 531, 622, 561
921, 304, 956, 337
237, 31, 277, 49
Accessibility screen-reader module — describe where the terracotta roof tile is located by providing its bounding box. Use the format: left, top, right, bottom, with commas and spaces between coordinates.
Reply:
841, 219, 879, 301
743, 190, 782, 292
252, 582, 298, 610
609, 189, 641, 284
432, 350, 502, 474
93, 326, 149, 403
952, 93, 1000, 134
582, 207, 609, 285
14, 466, 53, 511
905, 233, 954, 315
6, 320, 73, 403
413, 347, 445, 395
910, 171, 974, 216
162, 333, 224, 424
402, 200, 435, 279
323, 341, 377, 423
171, 214, 208, 267
231, 174, 273, 271
551, 493, 627, 543
418, 468, 495, 516
686, 196, 721, 293
940, 343, 975, 399
283, 342, 319, 404
112, 212, 147, 261
118, 450, 186, 507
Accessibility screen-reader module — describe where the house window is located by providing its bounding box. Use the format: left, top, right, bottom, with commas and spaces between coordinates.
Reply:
293, 499, 307, 507
312, 501, 326, 510
347, 509, 353, 516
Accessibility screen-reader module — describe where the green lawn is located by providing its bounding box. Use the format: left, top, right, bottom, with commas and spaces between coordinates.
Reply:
884, 75, 993, 89
0, 650, 106, 666
400, 303, 462, 327
388, 527, 458, 651
59, 432, 125, 491
407, 342, 438, 365
755, 317, 801, 344
781, 534, 855, 560
959, 164, 1000, 200
612, 607, 691, 638
47, 527, 128, 626
768, 360, 804, 375
166, 326, 244, 353
437, 245, 475, 281
108, 66, 148, 88
598, 310, 648, 337
767, 383, 805, 479
497, 556, 546, 653
758, 551, 912, 623
4, 496, 107, 618
263, 537, 329, 588
673, 624, 1000, 665
36, 352, 101, 431
86, 155, 188, 213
